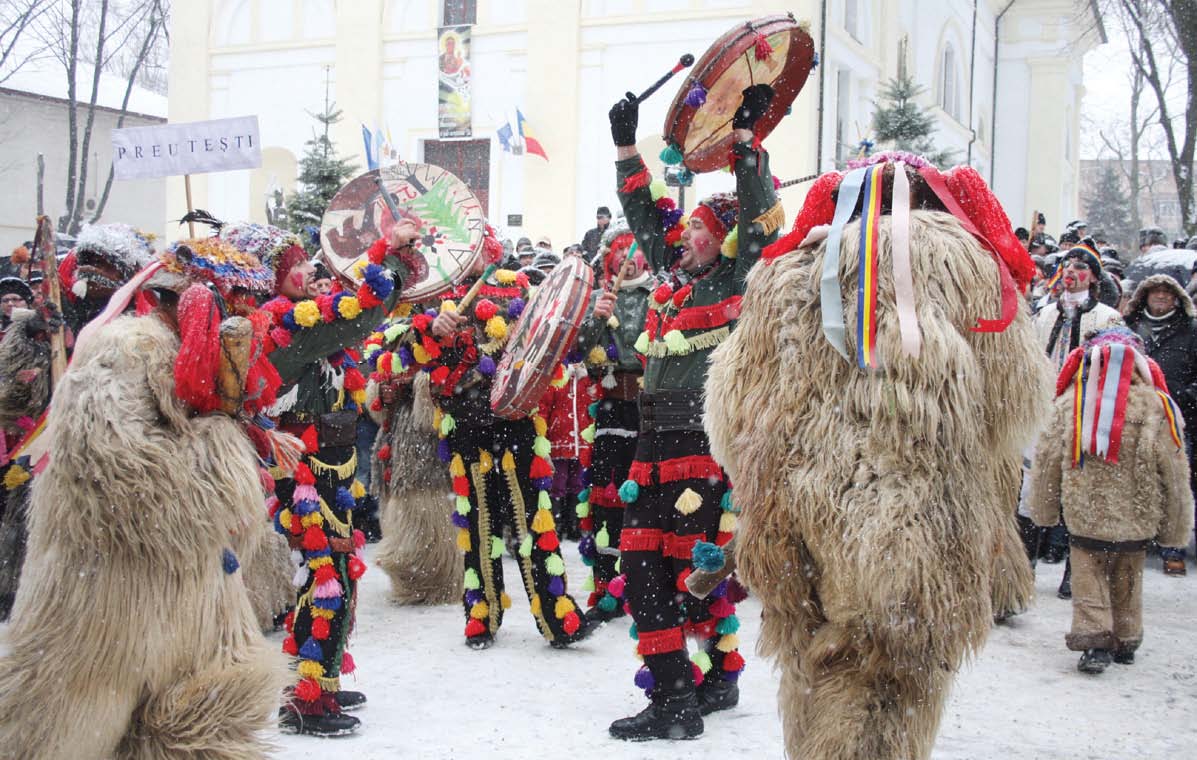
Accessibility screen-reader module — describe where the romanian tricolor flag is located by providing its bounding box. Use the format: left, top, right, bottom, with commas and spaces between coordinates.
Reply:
517, 109, 548, 161
855, 164, 884, 369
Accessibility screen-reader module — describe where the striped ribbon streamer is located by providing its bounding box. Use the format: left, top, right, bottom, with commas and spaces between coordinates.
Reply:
820, 166, 869, 360
1093, 344, 1127, 458
890, 161, 921, 358
1157, 390, 1185, 449
1071, 363, 1085, 467
855, 165, 884, 369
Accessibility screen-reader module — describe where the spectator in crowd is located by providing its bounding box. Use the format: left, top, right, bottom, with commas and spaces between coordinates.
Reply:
1124, 274, 1197, 575
581, 206, 612, 257
0, 278, 33, 340
516, 237, 535, 268
533, 249, 561, 275
1139, 227, 1169, 254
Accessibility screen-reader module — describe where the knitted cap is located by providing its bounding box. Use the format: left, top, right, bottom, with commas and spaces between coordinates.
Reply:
690, 192, 739, 242
75, 223, 156, 277
160, 238, 275, 295
219, 222, 307, 292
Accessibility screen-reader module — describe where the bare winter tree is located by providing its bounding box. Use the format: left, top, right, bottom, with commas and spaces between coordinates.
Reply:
0, 0, 52, 84
1102, 0, 1197, 236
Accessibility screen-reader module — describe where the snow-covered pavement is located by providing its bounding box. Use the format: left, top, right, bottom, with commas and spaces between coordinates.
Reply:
272, 544, 1197, 760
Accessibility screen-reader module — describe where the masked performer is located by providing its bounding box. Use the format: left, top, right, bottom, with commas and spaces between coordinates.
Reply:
603, 84, 783, 741
704, 155, 1049, 760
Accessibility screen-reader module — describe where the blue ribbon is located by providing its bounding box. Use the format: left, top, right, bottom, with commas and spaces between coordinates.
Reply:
820, 167, 868, 359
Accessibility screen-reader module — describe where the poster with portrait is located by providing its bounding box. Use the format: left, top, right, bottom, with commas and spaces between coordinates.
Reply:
437, 25, 472, 138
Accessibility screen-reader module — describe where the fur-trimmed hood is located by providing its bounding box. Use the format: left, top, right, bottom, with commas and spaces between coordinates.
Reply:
1128, 273, 1195, 319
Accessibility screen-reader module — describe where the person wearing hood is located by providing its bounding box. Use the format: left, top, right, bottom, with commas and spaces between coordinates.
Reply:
1124, 274, 1197, 575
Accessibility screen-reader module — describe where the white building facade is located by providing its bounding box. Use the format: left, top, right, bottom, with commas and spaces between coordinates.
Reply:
169, 0, 1102, 248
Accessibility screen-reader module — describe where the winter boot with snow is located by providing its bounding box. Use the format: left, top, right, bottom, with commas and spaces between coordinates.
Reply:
465, 632, 494, 650
697, 677, 739, 716
334, 690, 367, 712
1112, 646, 1136, 665
609, 689, 704, 741
1077, 648, 1112, 674
279, 705, 361, 737
550, 612, 599, 649
585, 601, 626, 624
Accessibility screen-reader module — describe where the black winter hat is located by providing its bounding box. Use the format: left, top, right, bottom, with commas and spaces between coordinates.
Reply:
0, 276, 33, 304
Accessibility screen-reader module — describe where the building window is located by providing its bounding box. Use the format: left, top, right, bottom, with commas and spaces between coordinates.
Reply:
844, 0, 859, 42
835, 68, 851, 165
1155, 200, 1181, 221
442, 0, 476, 26
940, 43, 959, 121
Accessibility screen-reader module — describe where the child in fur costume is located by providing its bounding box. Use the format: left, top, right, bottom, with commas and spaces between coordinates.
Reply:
704, 155, 1050, 760
0, 282, 287, 759
365, 371, 460, 604
1029, 327, 1194, 674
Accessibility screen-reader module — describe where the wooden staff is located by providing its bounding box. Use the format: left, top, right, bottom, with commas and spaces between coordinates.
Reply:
31, 216, 67, 386
216, 316, 253, 416
1027, 208, 1040, 251
455, 263, 498, 312
684, 537, 737, 599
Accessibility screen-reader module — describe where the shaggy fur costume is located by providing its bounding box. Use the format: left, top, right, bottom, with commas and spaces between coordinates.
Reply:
0, 315, 286, 759
369, 374, 459, 604
705, 210, 1050, 760
241, 529, 297, 631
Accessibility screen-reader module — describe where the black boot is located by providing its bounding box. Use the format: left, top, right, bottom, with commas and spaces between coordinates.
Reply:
333, 690, 367, 712
1112, 647, 1136, 665
697, 676, 739, 716
609, 690, 704, 741
1057, 558, 1072, 599
585, 602, 626, 624
549, 612, 599, 649
465, 632, 494, 650
1077, 648, 1112, 674
279, 705, 361, 737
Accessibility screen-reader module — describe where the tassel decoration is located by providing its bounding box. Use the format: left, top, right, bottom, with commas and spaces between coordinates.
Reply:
684, 81, 708, 107
753, 31, 774, 60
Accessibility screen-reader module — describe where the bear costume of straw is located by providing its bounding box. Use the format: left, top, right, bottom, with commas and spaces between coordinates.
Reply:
0, 308, 285, 759
704, 156, 1050, 760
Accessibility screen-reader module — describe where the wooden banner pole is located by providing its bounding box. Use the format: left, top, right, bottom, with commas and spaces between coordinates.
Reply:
184, 174, 196, 237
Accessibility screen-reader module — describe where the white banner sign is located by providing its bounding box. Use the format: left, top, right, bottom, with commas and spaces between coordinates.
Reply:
111, 115, 262, 180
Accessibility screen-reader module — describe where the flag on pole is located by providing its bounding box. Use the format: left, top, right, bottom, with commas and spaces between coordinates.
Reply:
497, 120, 515, 153
362, 125, 378, 170
517, 109, 548, 161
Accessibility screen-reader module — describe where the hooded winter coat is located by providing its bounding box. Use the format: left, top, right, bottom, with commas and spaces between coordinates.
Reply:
1124, 274, 1197, 430
1030, 379, 1194, 548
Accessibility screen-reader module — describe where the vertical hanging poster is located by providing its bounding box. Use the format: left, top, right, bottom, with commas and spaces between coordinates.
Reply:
437, 25, 472, 138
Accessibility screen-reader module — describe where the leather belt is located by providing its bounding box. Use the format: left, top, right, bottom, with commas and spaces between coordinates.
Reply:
639, 390, 704, 433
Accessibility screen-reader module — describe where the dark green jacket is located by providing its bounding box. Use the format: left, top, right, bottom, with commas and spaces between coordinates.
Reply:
615, 141, 779, 393
576, 274, 655, 375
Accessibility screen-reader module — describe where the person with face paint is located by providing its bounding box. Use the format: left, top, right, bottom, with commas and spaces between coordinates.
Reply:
221, 221, 415, 737
604, 84, 784, 741
572, 220, 655, 624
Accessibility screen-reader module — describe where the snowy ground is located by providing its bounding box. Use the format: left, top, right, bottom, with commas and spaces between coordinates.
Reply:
271, 543, 1197, 760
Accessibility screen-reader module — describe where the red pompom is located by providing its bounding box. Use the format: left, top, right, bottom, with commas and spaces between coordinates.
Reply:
377, 444, 392, 462
316, 294, 336, 323
378, 352, 393, 375
529, 457, 553, 479
261, 296, 295, 323
294, 462, 316, 485
343, 367, 366, 392
367, 238, 389, 265
311, 616, 331, 640
347, 554, 367, 581
357, 282, 383, 309
474, 298, 498, 321
465, 619, 487, 638
752, 31, 774, 61
723, 650, 746, 672
421, 335, 443, 360
692, 662, 705, 687
665, 227, 684, 247
289, 513, 303, 535
269, 326, 292, 349
370, 397, 383, 412
516, 272, 530, 289
430, 366, 450, 385
302, 526, 329, 551
412, 313, 433, 333
294, 677, 322, 703
340, 651, 356, 675
715, 531, 734, 546
537, 531, 560, 551
452, 475, 471, 496
562, 610, 581, 635
300, 426, 319, 454
353, 529, 367, 550
672, 284, 692, 308
578, 516, 594, 532
314, 564, 337, 585
675, 567, 692, 593
653, 284, 673, 304
655, 196, 676, 211
284, 610, 295, 633
282, 635, 299, 656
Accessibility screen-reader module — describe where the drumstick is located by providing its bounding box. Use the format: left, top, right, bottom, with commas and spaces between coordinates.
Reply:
374, 174, 403, 221
455, 263, 499, 313
634, 53, 695, 103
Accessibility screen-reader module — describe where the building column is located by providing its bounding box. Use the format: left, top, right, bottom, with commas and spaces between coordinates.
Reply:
522, 0, 581, 248
1023, 57, 1069, 235
165, 1, 212, 236
334, 0, 384, 169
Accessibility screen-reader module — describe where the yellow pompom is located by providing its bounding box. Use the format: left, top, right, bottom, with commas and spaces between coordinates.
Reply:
478, 450, 494, 474
674, 488, 702, 515
531, 508, 556, 534
530, 594, 542, 615
495, 269, 517, 284
532, 415, 548, 438
412, 343, 431, 364
308, 555, 332, 570
440, 299, 457, 313
337, 296, 362, 319
469, 601, 489, 619
433, 407, 443, 430
587, 345, 609, 365
293, 300, 321, 328
449, 453, 466, 477
718, 511, 738, 533
485, 316, 507, 340
554, 597, 575, 619
501, 450, 516, 472
350, 480, 366, 499
351, 388, 366, 405
297, 660, 325, 679
351, 260, 368, 278
721, 224, 739, 259
278, 508, 293, 528
393, 302, 414, 318
300, 512, 324, 528
500, 592, 512, 609
456, 528, 472, 552
311, 607, 335, 620
607, 315, 620, 329
716, 633, 740, 653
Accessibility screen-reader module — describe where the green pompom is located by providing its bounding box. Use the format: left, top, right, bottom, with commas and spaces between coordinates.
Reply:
538, 490, 552, 511
660, 144, 683, 165
628, 622, 638, 639
576, 500, 591, 518
455, 496, 471, 516
663, 329, 690, 354
598, 594, 618, 612
633, 331, 650, 355
383, 322, 409, 342
440, 413, 456, 435
691, 650, 713, 674
533, 436, 552, 458
577, 487, 591, 503
615, 557, 621, 573
618, 479, 640, 504
581, 424, 596, 443
464, 568, 481, 590
716, 615, 740, 635
596, 525, 610, 549
588, 401, 600, 417
519, 534, 533, 558
582, 574, 596, 592
490, 536, 504, 559
545, 554, 566, 576
720, 491, 736, 513
649, 178, 669, 200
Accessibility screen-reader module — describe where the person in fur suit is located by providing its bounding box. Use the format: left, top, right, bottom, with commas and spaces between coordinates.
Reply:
366, 371, 460, 605
0, 290, 286, 759
1029, 327, 1194, 673
704, 155, 1049, 760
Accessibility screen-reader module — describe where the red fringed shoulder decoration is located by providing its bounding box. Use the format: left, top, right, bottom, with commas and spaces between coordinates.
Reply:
763, 170, 842, 261
621, 168, 651, 194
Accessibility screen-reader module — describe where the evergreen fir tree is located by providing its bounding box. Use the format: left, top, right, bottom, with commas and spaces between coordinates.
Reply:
871, 73, 957, 168
288, 74, 357, 253
1083, 166, 1133, 251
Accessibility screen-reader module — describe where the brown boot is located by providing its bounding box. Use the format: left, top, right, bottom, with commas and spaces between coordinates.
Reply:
1163, 557, 1187, 576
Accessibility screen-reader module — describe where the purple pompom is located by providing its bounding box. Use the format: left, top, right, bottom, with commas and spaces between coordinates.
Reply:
424, 308, 439, 318
579, 469, 591, 488
710, 579, 729, 599
663, 208, 684, 228
577, 534, 596, 560
465, 589, 484, 605
477, 355, 496, 376
548, 577, 565, 597
450, 512, 469, 528
724, 668, 743, 682
565, 349, 584, 364
633, 666, 655, 691
397, 346, 415, 369
684, 81, 708, 108
532, 477, 553, 491
606, 342, 620, 361
507, 298, 525, 319
437, 438, 452, 463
